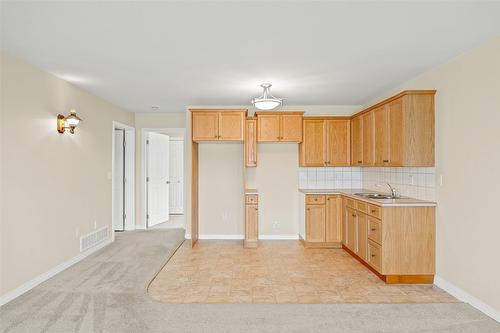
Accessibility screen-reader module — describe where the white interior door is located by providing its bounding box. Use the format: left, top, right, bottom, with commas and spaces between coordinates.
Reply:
147, 132, 170, 227
169, 138, 184, 214
113, 129, 125, 231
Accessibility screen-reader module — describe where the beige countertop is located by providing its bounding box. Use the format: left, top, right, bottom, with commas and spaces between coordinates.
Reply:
299, 188, 436, 207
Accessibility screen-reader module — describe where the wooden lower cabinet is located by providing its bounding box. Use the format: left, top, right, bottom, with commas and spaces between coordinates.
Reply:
342, 196, 435, 284
244, 194, 258, 248
306, 204, 326, 242
303, 195, 342, 248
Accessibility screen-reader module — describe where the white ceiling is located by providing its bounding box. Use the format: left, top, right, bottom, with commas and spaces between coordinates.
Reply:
2, 1, 500, 113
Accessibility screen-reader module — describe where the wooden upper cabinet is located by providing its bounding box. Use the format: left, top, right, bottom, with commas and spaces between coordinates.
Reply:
256, 112, 304, 142
300, 117, 350, 167
300, 119, 325, 166
361, 112, 375, 166
191, 109, 246, 142
351, 116, 363, 166
374, 106, 390, 166
351, 91, 435, 167
281, 114, 303, 142
245, 119, 257, 167
257, 114, 280, 142
326, 119, 351, 166
388, 98, 404, 166
192, 111, 218, 141
219, 111, 245, 141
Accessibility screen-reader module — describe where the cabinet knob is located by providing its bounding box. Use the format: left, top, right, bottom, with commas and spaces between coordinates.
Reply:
352, 214, 356, 217
383, 160, 389, 163
371, 254, 376, 257
371, 228, 376, 231
358, 161, 362, 164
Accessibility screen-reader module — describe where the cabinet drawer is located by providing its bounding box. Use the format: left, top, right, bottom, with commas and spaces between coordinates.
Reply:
245, 195, 258, 204
345, 198, 356, 209
306, 195, 325, 205
356, 201, 367, 213
367, 204, 381, 219
368, 240, 382, 272
368, 218, 381, 244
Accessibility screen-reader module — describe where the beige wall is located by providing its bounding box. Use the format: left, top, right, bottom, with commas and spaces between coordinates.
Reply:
0, 53, 134, 296
185, 106, 360, 238
246, 144, 300, 236
134, 113, 185, 228
198, 144, 244, 236
366, 36, 500, 313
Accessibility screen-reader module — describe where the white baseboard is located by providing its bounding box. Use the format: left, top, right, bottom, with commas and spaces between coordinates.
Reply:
259, 234, 299, 240
199, 234, 244, 240
434, 275, 500, 323
0, 238, 113, 307
184, 234, 300, 240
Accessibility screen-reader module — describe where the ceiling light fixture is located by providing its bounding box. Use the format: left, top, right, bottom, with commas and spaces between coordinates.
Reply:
251, 83, 283, 110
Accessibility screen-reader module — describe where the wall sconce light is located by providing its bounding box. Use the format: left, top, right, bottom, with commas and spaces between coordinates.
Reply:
57, 109, 82, 134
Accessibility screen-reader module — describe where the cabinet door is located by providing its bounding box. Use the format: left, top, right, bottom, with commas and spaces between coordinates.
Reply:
192, 112, 219, 141
326, 195, 342, 243
342, 200, 348, 246
218, 111, 244, 141
362, 112, 375, 166
245, 204, 259, 244
257, 114, 281, 142
300, 120, 325, 166
326, 119, 350, 166
374, 106, 390, 165
346, 207, 357, 251
356, 213, 368, 261
351, 116, 363, 166
388, 98, 404, 166
245, 119, 257, 167
280, 114, 303, 142
306, 204, 326, 242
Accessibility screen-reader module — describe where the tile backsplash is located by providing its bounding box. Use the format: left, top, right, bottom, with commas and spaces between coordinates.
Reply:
299, 167, 362, 189
299, 167, 436, 201
362, 167, 436, 201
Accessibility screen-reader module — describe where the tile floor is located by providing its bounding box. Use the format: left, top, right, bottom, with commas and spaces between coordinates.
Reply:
148, 240, 459, 304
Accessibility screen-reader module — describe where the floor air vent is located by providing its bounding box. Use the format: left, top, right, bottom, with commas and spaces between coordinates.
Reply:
80, 226, 109, 252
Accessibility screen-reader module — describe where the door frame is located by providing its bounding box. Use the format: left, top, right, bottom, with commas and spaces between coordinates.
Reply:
111, 121, 136, 236
141, 128, 187, 229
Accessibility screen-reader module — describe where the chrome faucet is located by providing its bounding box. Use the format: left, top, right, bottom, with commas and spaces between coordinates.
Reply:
386, 183, 398, 197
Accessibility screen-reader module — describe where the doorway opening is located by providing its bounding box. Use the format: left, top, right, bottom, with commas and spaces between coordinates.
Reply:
112, 122, 135, 232
143, 128, 185, 230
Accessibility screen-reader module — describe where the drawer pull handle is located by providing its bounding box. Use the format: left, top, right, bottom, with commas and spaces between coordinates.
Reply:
371, 210, 376, 213
383, 160, 389, 163
371, 254, 376, 257
352, 214, 356, 217
371, 228, 376, 231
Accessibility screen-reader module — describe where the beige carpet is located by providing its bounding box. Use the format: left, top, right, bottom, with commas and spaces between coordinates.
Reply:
1, 229, 498, 333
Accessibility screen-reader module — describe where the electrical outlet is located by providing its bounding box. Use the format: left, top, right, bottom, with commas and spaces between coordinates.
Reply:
272, 221, 279, 229
439, 174, 444, 186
